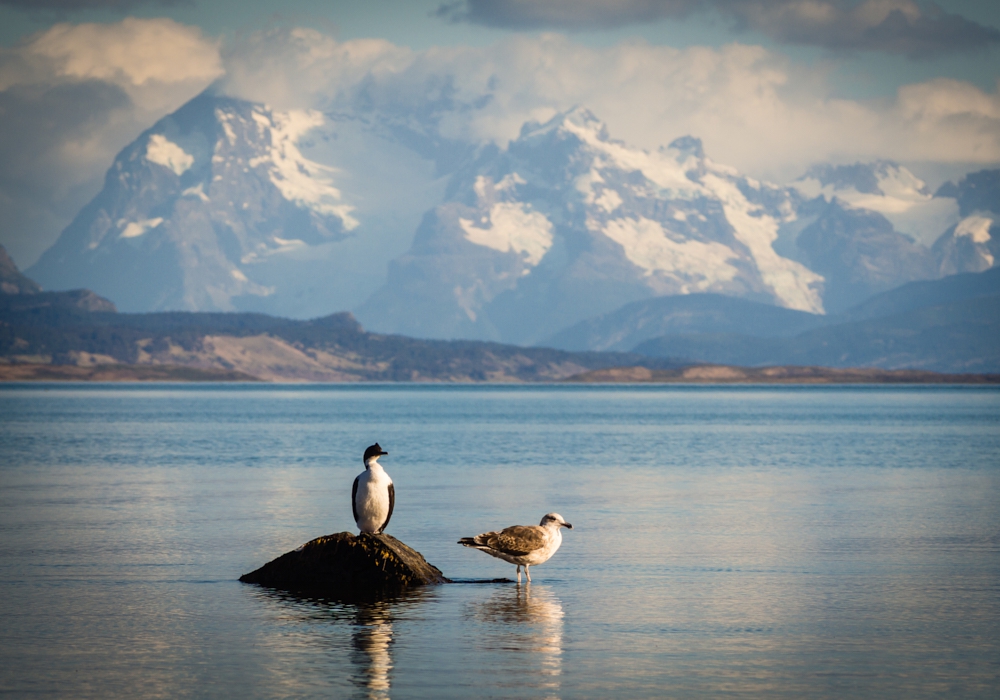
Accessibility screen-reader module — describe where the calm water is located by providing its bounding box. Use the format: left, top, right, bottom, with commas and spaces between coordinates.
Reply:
1, 384, 998, 698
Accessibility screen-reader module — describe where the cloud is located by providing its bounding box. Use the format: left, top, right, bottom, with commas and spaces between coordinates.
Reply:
220, 27, 412, 112
0, 17, 221, 267
3, 20, 1000, 269
435, 0, 697, 30
16, 17, 221, 90
0, 1, 182, 10
726, 0, 1000, 57
220, 29, 1000, 178
437, 0, 1000, 57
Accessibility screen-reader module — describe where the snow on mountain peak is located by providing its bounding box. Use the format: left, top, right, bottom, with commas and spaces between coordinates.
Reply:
460, 174, 553, 267
118, 217, 163, 239
955, 215, 993, 244
460, 206, 553, 267
873, 162, 931, 199
245, 108, 359, 230
937, 214, 997, 270
700, 173, 824, 314
601, 216, 740, 291
518, 106, 604, 142
522, 108, 824, 312
795, 161, 934, 204
358, 105, 834, 344
538, 110, 824, 312
145, 134, 193, 176
793, 160, 958, 247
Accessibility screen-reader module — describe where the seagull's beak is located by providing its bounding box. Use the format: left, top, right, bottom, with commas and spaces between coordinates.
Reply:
563, 522, 573, 529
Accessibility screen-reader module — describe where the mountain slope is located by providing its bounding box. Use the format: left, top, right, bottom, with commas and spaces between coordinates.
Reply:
2, 243, 117, 312
630, 302, 999, 373
540, 293, 827, 352
1, 244, 41, 295
632, 275, 1000, 373
842, 266, 1000, 322
27, 93, 359, 314
792, 160, 958, 248
0, 303, 680, 382
791, 198, 937, 312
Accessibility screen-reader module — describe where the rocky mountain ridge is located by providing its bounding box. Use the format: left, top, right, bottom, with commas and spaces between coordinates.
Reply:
359, 110, 997, 339
19, 92, 999, 346
358, 108, 828, 343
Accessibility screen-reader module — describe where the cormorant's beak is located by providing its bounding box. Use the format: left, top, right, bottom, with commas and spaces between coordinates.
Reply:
379, 450, 388, 456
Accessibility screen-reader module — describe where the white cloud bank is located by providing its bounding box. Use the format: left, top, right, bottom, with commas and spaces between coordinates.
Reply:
0, 17, 222, 266
220, 29, 1000, 181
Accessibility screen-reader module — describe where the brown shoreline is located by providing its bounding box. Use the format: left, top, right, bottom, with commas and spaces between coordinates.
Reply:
2, 362, 999, 384
561, 365, 1000, 384
0, 363, 261, 382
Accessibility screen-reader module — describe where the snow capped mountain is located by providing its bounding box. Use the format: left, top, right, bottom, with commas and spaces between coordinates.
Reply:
792, 161, 959, 247
24, 89, 998, 341
28, 93, 357, 312
357, 108, 826, 344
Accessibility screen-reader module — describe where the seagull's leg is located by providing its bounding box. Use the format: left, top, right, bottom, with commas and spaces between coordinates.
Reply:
525, 565, 531, 583
516, 565, 521, 583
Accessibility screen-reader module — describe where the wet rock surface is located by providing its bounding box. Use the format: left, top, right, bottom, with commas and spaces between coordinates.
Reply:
239, 532, 449, 596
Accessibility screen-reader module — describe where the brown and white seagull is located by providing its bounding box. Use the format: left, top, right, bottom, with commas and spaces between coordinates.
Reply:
458, 513, 573, 583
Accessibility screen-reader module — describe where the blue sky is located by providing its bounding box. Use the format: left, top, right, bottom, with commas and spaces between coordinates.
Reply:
1, 0, 999, 267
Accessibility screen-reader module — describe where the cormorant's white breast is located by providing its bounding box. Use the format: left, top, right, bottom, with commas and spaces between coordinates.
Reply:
352, 443, 394, 534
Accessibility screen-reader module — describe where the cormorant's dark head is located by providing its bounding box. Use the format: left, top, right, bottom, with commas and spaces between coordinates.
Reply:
364, 443, 389, 463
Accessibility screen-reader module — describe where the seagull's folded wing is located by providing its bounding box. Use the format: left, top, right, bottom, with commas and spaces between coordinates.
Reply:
481, 525, 547, 555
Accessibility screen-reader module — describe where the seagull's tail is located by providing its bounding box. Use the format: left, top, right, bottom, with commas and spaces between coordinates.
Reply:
457, 537, 481, 548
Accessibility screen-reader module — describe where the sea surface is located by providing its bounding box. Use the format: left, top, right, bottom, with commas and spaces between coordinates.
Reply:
1, 384, 998, 698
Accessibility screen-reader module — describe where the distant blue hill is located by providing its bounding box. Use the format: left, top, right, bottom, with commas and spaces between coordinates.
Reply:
838, 267, 1000, 321
629, 269, 1000, 373
540, 293, 828, 352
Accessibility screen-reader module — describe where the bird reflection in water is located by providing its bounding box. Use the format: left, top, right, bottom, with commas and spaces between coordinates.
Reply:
468, 584, 565, 697
351, 601, 394, 699
248, 587, 428, 699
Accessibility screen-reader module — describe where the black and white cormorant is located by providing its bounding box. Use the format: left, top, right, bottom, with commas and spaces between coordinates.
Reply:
352, 443, 394, 534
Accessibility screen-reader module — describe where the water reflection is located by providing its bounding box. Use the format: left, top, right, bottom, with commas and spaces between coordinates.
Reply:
467, 584, 565, 697
246, 587, 431, 698
351, 601, 394, 699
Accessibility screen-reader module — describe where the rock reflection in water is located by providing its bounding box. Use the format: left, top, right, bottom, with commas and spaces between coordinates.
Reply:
351, 602, 394, 699
467, 584, 564, 696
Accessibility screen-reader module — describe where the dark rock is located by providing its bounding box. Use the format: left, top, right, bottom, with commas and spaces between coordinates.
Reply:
239, 532, 449, 596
